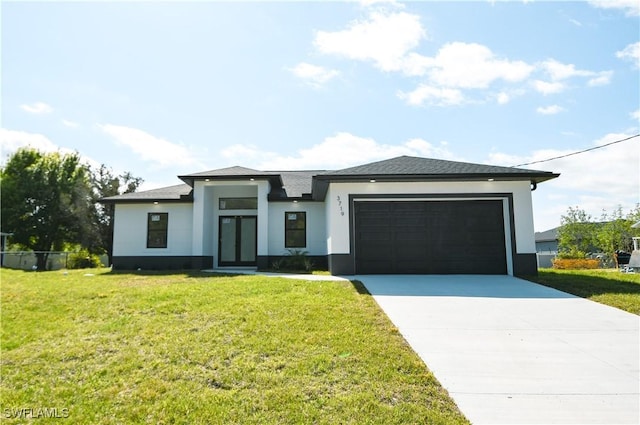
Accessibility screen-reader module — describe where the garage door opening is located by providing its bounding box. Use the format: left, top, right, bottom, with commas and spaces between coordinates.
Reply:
354, 200, 507, 274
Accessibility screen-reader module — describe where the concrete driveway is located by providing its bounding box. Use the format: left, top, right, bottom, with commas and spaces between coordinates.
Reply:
358, 274, 639, 425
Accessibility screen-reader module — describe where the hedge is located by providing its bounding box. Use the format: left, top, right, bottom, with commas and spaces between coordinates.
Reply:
551, 258, 600, 270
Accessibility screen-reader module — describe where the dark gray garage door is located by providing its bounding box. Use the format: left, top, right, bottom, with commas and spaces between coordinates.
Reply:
354, 200, 507, 274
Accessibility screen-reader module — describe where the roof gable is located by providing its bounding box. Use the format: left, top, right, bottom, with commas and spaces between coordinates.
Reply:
101, 184, 193, 203
101, 155, 559, 204
322, 155, 553, 177
180, 165, 274, 178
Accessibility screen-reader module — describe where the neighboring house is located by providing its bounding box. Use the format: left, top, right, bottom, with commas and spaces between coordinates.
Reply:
535, 227, 559, 253
101, 155, 559, 276
535, 227, 559, 268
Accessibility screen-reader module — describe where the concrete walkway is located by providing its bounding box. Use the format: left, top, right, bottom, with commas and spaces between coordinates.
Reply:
358, 274, 640, 425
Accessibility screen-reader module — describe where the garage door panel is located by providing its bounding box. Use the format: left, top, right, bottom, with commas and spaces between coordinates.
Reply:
358, 230, 393, 242
355, 200, 507, 274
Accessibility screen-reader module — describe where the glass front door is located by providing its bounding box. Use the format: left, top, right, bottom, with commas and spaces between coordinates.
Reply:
219, 216, 257, 266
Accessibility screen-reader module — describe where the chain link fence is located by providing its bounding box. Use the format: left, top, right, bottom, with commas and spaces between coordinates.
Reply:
1, 251, 108, 271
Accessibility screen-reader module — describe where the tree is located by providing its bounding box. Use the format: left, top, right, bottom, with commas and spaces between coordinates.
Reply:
596, 205, 640, 267
557, 206, 597, 258
91, 165, 143, 265
1, 148, 97, 270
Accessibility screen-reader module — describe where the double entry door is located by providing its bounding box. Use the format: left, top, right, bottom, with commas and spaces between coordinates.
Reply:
218, 216, 257, 266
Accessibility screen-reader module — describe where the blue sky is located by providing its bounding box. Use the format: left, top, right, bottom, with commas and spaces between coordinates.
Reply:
2, 0, 638, 231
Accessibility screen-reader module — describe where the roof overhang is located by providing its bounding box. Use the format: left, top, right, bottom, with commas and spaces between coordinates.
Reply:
311, 172, 560, 201
178, 173, 283, 188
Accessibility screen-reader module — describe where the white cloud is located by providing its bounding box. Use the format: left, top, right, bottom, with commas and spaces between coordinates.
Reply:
314, 11, 426, 73
496, 92, 510, 105
0, 128, 101, 170
397, 84, 465, 106
98, 124, 200, 168
427, 42, 534, 89
0, 128, 59, 162
532, 79, 566, 95
289, 62, 340, 88
616, 42, 640, 68
311, 10, 608, 108
538, 59, 612, 88
220, 144, 267, 161
62, 119, 80, 128
488, 132, 640, 230
20, 102, 53, 114
540, 59, 592, 80
589, 0, 640, 17
536, 105, 565, 115
397, 52, 434, 76
631, 109, 640, 121
587, 71, 613, 86
222, 132, 458, 170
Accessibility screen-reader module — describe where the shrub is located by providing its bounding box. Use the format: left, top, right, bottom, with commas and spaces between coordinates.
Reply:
283, 249, 310, 271
271, 258, 285, 271
557, 248, 588, 259
67, 250, 103, 269
552, 258, 600, 270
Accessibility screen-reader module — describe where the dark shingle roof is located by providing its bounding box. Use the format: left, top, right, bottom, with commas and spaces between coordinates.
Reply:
535, 227, 559, 242
180, 166, 278, 178
101, 155, 559, 203
320, 155, 556, 180
312, 155, 559, 200
278, 171, 323, 199
178, 166, 283, 187
101, 184, 193, 203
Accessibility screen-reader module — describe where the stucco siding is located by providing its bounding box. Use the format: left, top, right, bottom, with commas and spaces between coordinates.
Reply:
268, 202, 327, 256
113, 203, 193, 256
325, 180, 536, 256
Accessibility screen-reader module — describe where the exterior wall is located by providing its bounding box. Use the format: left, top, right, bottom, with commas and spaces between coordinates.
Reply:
113, 203, 194, 257
191, 180, 270, 267
536, 240, 558, 253
267, 201, 327, 256
325, 180, 537, 276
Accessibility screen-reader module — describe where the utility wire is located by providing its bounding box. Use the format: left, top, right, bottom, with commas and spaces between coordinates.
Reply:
512, 133, 639, 167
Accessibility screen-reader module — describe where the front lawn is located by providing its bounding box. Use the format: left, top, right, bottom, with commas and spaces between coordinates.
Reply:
524, 269, 640, 315
0, 269, 468, 424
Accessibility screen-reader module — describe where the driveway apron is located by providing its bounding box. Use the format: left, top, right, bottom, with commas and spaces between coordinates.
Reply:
358, 274, 640, 425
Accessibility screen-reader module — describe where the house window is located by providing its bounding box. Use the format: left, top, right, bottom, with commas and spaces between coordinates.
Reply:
285, 212, 306, 248
147, 213, 168, 248
219, 197, 258, 210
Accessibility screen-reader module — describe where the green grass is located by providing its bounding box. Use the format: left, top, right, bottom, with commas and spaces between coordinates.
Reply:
0, 269, 468, 424
524, 269, 640, 315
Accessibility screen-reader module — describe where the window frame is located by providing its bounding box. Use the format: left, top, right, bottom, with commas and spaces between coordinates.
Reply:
284, 211, 306, 248
147, 212, 169, 248
219, 197, 258, 210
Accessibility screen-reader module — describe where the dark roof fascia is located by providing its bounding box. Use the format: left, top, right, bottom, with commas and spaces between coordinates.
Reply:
314, 172, 559, 183
267, 196, 320, 203
100, 198, 194, 205
178, 174, 283, 187
311, 172, 560, 200
99, 194, 194, 204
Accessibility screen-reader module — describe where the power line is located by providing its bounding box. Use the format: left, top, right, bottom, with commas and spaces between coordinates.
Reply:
512, 133, 639, 167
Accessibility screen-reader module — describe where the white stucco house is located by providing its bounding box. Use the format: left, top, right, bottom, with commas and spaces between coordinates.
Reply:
101, 155, 559, 276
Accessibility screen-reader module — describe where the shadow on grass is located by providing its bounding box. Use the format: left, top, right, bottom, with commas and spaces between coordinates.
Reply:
104, 269, 243, 279
350, 279, 372, 296
522, 270, 640, 298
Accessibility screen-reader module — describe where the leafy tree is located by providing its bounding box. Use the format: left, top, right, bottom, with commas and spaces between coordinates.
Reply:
557, 206, 597, 258
1, 148, 97, 270
92, 165, 143, 265
596, 205, 640, 267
